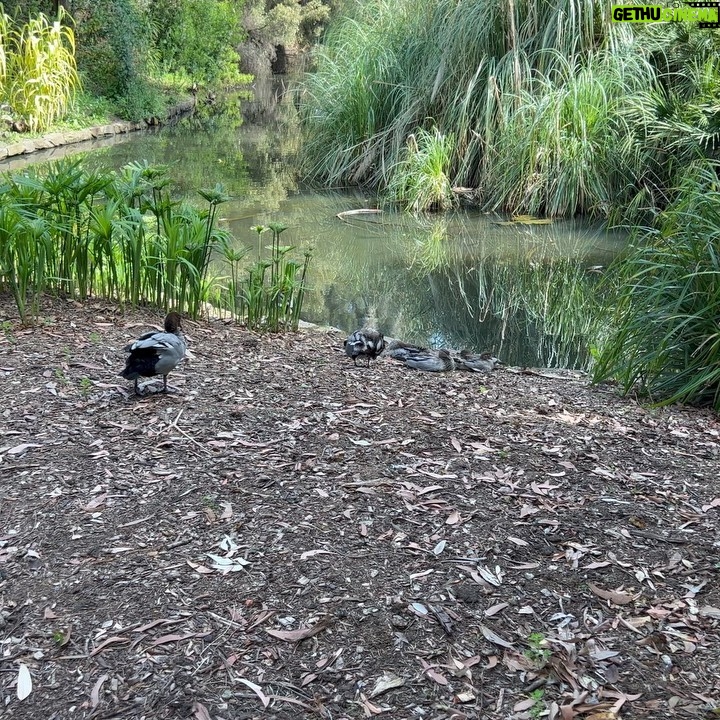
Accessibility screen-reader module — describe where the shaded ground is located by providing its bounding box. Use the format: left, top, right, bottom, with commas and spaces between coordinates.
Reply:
1, 297, 719, 720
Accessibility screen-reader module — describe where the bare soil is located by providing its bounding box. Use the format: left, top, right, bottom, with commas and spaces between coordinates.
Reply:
1, 297, 719, 720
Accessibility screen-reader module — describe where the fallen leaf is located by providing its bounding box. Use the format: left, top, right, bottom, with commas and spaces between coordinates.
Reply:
424, 667, 448, 685
89, 636, 130, 656
699, 605, 720, 619
369, 672, 405, 697
187, 560, 214, 574
7, 443, 43, 456
432, 540, 447, 555
17, 664, 32, 700
300, 549, 334, 560
480, 624, 514, 649
484, 602, 509, 617
588, 582, 635, 605
265, 619, 330, 642
192, 700, 212, 720
237, 677, 270, 708
90, 673, 108, 708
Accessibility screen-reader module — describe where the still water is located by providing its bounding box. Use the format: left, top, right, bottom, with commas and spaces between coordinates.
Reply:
3, 85, 625, 368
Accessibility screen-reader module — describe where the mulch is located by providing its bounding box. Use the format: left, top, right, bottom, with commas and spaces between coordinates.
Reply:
1, 296, 719, 720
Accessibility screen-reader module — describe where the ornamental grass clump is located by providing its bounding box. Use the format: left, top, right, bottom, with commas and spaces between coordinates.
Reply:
388, 127, 455, 212
1, 7, 80, 132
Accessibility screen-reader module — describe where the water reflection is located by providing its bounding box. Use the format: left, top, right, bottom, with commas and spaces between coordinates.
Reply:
1, 80, 625, 368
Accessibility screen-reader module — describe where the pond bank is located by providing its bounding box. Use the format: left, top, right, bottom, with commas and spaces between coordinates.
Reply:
0, 295, 718, 719
0, 98, 196, 163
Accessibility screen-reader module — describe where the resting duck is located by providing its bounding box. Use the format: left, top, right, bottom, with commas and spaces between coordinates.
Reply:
119, 312, 186, 394
455, 350, 502, 373
405, 348, 455, 372
344, 329, 386, 367
384, 340, 429, 361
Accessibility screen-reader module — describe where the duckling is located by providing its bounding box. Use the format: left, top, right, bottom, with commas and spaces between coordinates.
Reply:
344, 329, 385, 367
456, 350, 502, 373
119, 312, 186, 394
384, 340, 429, 361
405, 348, 455, 372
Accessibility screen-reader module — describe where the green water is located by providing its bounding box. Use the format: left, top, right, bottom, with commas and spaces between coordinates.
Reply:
2, 87, 625, 368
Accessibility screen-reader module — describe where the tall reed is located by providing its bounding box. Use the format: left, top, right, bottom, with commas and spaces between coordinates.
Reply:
302, 0, 716, 221
592, 161, 720, 410
237, 223, 312, 332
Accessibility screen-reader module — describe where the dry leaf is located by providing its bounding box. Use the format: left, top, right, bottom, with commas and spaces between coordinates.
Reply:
300, 549, 334, 560
588, 582, 634, 605
369, 672, 405, 697
192, 700, 212, 720
89, 636, 129, 656
480, 624, 514, 648
7, 443, 43, 456
16, 663, 32, 700
484, 602, 509, 617
265, 619, 330, 642
237, 677, 270, 708
90, 674, 108, 708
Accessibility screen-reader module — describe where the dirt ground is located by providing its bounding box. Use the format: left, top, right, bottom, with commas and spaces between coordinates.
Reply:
1, 296, 719, 720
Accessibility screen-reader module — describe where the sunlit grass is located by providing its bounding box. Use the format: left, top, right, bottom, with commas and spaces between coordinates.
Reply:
1, 8, 80, 132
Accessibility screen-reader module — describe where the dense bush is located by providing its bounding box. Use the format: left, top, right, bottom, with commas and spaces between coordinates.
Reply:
70, 0, 152, 99
147, 0, 246, 84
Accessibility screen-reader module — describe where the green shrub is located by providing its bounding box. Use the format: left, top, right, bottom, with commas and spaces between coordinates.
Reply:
148, 0, 245, 84
388, 127, 455, 212
71, 0, 152, 98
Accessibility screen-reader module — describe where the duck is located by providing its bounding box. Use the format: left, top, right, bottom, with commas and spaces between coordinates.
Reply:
384, 340, 429, 361
344, 329, 386, 367
455, 350, 502, 373
119, 312, 186, 394
404, 348, 455, 372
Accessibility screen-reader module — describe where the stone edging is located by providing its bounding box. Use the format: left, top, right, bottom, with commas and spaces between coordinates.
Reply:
0, 99, 196, 161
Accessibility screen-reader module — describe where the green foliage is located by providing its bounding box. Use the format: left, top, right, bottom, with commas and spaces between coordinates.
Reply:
0, 160, 221, 323
113, 78, 165, 121
218, 222, 312, 332
71, 0, 152, 99
593, 161, 720, 410
388, 127, 455, 212
524, 632, 551, 666
0, 159, 311, 332
242, 0, 338, 75
0, 6, 80, 131
147, 0, 246, 85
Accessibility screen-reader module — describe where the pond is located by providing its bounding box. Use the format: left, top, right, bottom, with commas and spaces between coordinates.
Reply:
1, 81, 625, 369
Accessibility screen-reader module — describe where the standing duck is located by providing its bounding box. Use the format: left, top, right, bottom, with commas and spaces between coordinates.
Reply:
456, 350, 502, 373
119, 312, 186, 394
404, 348, 455, 372
344, 329, 386, 367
